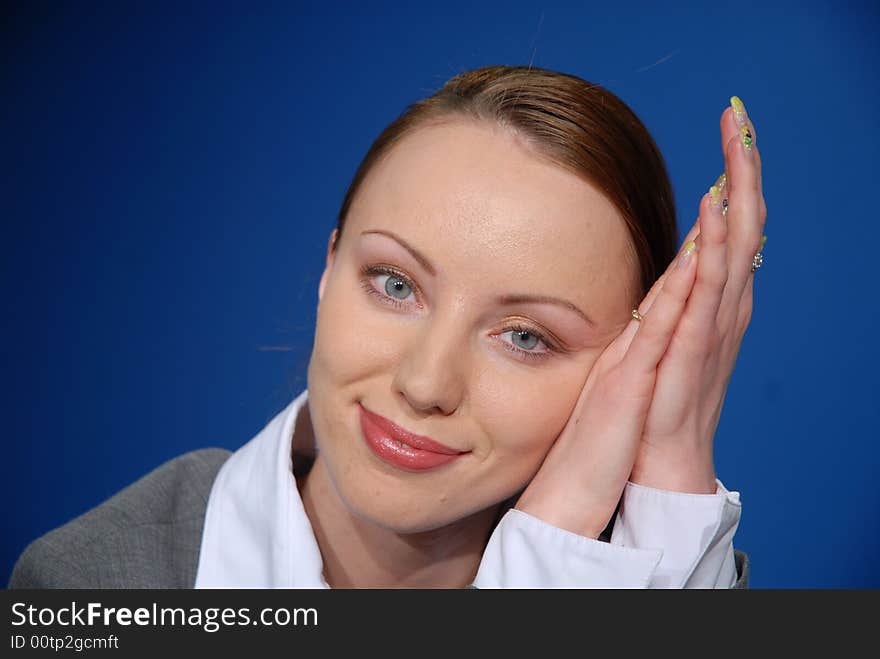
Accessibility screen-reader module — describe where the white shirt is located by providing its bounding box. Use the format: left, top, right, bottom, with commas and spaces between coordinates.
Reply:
195, 389, 741, 588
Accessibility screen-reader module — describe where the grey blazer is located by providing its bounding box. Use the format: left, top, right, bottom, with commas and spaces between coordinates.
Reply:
8, 449, 750, 589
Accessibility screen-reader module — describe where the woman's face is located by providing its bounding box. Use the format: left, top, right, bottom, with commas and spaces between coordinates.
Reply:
307, 119, 640, 533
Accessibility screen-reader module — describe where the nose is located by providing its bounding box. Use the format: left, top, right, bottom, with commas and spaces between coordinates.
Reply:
392, 313, 468, 416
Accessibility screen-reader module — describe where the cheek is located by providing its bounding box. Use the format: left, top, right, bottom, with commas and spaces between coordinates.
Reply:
311, 270, 401, 383
470, 360, 590, 469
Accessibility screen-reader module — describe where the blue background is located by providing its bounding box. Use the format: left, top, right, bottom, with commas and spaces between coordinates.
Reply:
3, 1, 878, 588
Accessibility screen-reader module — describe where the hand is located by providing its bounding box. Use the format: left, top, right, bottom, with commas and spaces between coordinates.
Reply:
514, 98, 765, 536
630, 98, 766, 494
514, 226, 700, 538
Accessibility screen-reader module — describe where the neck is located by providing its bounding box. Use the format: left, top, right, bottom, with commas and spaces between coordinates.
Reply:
298, 454, 501, 588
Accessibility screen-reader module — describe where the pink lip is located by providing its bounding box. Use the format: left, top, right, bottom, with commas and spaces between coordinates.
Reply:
358, 403, 468, 472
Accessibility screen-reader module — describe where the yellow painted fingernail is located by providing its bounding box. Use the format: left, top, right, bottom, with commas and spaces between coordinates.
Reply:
731, 96, 754, 151
730, 95, 748, 126
675, 240, 696, 269
761, 235, 767, 248
711, 172, 729, 216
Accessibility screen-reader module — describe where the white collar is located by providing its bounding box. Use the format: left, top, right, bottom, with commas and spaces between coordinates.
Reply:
194, 389, 330, 588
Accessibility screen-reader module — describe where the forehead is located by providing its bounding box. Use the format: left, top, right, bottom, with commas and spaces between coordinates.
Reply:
347, 120, 638, 315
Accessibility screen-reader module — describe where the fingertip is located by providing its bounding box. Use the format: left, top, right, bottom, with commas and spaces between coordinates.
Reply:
670, 241, 698, 280
701, 189, 718, 218
720, 106, 740, 145
700, 189, 728, 243
721, 106, 734, 129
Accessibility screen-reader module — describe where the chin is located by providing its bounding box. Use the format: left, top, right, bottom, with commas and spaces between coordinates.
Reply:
333, 459, 520, 536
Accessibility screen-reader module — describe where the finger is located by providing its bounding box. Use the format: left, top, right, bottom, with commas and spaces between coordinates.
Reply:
638, 219, 702, 319
613, 227, 702, 356
719, 105, 765, 225
718, 100, 765, 328
730, 239, 761, 347
714, 273, 754, 378
730, 99, 768, 281
623, 239, 698, 374
679, 181, 729, 337
728, 98, 763, 199
726, 98, 765, 236
736, 275, 754, 338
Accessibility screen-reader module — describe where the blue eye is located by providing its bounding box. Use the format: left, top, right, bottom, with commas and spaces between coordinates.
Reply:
358, 264, 560, 363
383, 273, 413, 300
497, 327, 555, 362
360, 265, 419, 308
510, 329, 539, 350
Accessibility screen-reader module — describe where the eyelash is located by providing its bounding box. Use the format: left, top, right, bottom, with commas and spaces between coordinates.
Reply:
358, 264, 561, 363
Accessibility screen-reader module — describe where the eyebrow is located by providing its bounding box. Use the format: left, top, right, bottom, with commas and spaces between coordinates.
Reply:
360, 229, 596, 327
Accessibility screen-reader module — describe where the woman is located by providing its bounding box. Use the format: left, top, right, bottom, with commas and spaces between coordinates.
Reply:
9, 65, 763, 588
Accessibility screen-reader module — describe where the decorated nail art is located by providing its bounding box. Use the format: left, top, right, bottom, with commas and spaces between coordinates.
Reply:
730, 96, 754, 151
709, 184, 723, 208
740, 124, 754, 150
730, 96, 747, 125
676, 240, 697, 269
709, 183, 729, 216
712, 172, 729, 216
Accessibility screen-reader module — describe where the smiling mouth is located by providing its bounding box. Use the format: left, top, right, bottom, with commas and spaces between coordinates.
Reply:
358, 403, 469, 472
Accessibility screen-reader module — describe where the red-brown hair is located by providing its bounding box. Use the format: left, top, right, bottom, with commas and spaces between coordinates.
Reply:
334, 65, 678, 301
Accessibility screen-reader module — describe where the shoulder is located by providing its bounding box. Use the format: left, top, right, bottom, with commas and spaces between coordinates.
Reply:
8, 448, 232, 589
